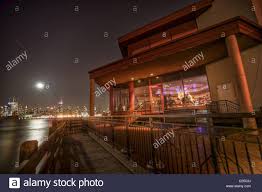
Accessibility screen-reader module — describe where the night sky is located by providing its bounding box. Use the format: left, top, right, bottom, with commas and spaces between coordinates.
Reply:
0, 0, 195, 109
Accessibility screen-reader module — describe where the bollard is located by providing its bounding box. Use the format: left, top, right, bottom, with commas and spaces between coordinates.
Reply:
19, 140, 38, 164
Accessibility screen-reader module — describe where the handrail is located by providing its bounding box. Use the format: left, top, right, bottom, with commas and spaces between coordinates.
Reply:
89, 112, 261, 119
87, 113, 262, 174
206, 100, 240, 113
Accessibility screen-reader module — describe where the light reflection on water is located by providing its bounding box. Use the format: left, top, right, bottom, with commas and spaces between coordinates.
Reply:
0, 119, 51, 173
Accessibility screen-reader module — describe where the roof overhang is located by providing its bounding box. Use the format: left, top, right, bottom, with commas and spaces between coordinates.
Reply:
89, 17, 262, 86
118, 0, 214, 56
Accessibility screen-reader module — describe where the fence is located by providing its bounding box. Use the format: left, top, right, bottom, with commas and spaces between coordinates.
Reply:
87, 114, 262, 174
15, 114, 262, 174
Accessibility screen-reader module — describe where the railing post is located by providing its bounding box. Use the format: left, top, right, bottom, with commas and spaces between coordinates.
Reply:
125, 117, 131, 160
207, 117, 220, 174
19, 140, 38, 164
216, 101, 219, 113
225, 100, 229, 112
112, 122, 115, 148
149, 117, 157, 173
19, 140, 38, 173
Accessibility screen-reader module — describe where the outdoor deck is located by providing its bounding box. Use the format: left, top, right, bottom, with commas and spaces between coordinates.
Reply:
16, 113, 262, 174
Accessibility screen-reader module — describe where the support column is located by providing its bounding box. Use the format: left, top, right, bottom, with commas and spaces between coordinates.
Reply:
129, 81, 135, 113
89, 78, 95, 116
251, 0, 262, 25
148, 80, 153, 113
225, 35, 257, 129
109, 86, 114, 114
160, 83, 165, 113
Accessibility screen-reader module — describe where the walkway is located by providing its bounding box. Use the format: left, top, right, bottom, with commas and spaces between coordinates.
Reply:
55, 132, 131, 174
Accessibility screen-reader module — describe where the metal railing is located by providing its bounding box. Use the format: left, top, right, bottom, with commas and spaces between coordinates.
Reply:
87, 114, 262, 174
15, 113, 262, 174
207, 100, 240, 113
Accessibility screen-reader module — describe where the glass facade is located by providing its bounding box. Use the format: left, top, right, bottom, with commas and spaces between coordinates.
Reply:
134, 83, 150, 112
163, 75, 211, 110
113, 88, 129, 112
163, 80, 185, 110
112, 69, 211, 113
150, 84, 163, 113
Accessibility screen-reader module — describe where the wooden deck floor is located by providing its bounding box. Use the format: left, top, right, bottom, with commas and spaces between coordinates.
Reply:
54, 132, 131, 174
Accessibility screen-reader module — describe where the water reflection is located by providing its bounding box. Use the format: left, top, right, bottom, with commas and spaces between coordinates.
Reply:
0, 119, 50, 173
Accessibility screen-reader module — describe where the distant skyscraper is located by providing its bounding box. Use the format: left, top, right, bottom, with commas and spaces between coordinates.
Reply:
7, 97, 19, 116
58, 98, 63, 113
3, 106, 8, 117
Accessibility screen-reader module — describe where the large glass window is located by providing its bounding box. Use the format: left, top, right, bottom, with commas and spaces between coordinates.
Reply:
134, 85, 150, 112
163, 75, 211, 110
113, 88, 129, 112
150, 84, 163, 113
183, 75, 211, 107
113, 71, 211, 113
163, 80, 184, 110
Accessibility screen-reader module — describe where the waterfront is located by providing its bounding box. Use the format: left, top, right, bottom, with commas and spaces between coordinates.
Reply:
0, 119, 51, 173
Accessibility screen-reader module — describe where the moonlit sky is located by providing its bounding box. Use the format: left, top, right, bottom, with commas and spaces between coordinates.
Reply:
0, 0, 195, 110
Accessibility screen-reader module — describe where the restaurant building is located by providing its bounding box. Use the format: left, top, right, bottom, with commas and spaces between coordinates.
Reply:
88, 0, 262, 119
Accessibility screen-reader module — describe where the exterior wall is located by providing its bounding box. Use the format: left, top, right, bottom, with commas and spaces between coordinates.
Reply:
196, 0, 258, 29
251, 0, 262, 25
206, 44, 262, 110
206, 56, 239, 104
241, 44, 262, 109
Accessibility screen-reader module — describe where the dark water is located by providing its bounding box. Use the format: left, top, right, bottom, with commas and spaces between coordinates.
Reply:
0, 119, 51, 173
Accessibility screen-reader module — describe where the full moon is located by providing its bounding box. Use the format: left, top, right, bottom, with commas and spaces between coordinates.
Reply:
35, 82, 45, 90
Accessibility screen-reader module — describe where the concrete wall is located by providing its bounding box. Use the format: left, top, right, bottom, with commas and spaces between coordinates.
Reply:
197, 0, 258, 29
205, 54, 240, 104
206, 44, 262, 110
251, 0, 262, 25
241, 44, 262, 109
